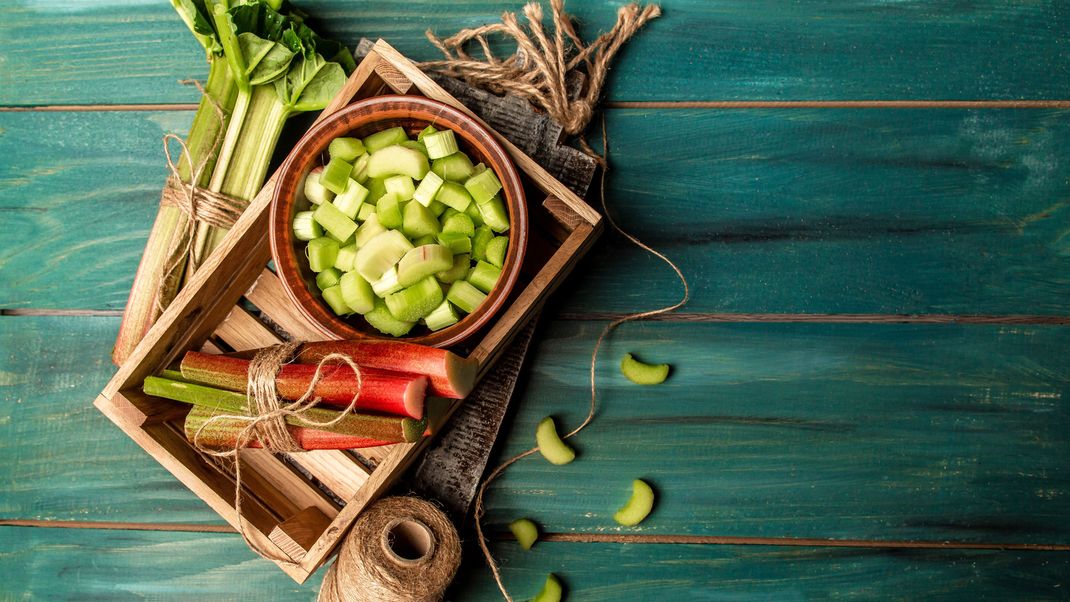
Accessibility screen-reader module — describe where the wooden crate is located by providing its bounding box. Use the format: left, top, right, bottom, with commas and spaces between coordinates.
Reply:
92, 40, 602, 583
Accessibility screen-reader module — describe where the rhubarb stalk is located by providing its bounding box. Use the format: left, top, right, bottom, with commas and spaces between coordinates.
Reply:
294, 340, 478, 399
179, 351, 427, 418
143, 376, 425, 443
184, 405, 392, 450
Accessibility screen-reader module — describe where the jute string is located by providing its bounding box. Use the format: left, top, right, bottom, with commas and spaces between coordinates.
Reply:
155, 79, 247, 314
318, 497, 462, 602
191, 342, 366, 564
423, 0, 661, 159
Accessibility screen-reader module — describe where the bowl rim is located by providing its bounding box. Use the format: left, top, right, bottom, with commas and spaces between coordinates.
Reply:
269, 94, 528, 348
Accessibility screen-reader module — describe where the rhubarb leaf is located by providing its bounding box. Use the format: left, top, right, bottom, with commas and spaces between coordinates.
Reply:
275, 53, 346, 113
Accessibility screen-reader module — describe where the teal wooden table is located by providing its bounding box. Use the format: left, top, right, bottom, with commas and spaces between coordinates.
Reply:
2, 1, 1069, 599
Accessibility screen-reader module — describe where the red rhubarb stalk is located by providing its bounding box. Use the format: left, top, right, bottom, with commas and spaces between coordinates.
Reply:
183, 405, 394, 450
294, 340, 477, 399
180, 351, 427, 418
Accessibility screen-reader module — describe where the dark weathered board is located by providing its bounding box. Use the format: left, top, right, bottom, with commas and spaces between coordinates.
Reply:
5, 108, 1070, 315
3, 1, 1070, 105
480, 320, 1070, 544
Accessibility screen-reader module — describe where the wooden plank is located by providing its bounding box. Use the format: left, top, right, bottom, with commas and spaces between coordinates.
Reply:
481, 320, 1070, 544
5, 108, 1070, 315
3, 2, 1070, 105
0, 527, 322, 599
449, 541, 1070, 600
0, 315, 225, 524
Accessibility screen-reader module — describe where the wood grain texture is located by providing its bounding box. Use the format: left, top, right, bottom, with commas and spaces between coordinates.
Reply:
5, 108, 1070, 316
449, 541, 1070, 601
481, 320, 1070, 544
0, 316, 224, 524
2, 1, 1069, 105
0, 526, 321, 600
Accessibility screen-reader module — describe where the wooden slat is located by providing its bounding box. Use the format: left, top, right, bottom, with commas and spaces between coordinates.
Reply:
3, 1, 1070, 105
482, 320, 1070, 544
244, 269, 327, 342
6, 108, 1070, 316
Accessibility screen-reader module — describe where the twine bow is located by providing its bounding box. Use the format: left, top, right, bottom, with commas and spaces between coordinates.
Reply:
423, 0, 661, 160
192, 342, 366, 564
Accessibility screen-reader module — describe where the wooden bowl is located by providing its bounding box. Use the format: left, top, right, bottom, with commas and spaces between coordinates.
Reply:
270, 95, 528, 347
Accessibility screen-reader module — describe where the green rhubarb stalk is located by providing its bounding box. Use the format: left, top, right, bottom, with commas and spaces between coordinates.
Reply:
112, 7, 240, 366
186, 2, 353, 278
143, 376, 425, 443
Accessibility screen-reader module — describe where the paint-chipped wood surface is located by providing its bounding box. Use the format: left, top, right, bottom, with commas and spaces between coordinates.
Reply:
1, 1, 1069, 599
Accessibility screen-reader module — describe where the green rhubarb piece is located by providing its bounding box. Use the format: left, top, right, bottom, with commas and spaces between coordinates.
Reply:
472, 162, 487, 174
385, 175, 416, 200
442, 212, 475, 237
613, 479, 655, 527
362, 126, 408, 153
306, 237, 339, 273
446, 280, 486, 314
402, 200, 441, 240
436, 253, 470, 283
303, 167, 333, 205
532, 574, 562, 602
354, 229, 413, 282
366, 177, 388, 204
471, 226, 494, 262
423, 129, 459, 160
332, 179, 369, 219
357, 202, 377, 222
465, 200, 485, 227
423, 299, 459, 331
321, 157, 354, 194
431, 152, 475, 182
334, 244, 358, 272
464, 168, 502, 204
354, 214, 387, 248
292, 211, 323, 241
428, 200, 447, 217
535, 416, 575, 465
321, 285, 351, 316
371, 266, 404, 297
477, 195, 510, 233
367, 145, 430, 180
437, 231, 472, 255
397, 244, 454, 287
376, 193, 404, 229
400, 139, 428, 156
417, 125, 437, 141
364, 298, 415, 337
315, 267, 342, 291
435, 181, 473, 212
339, 271, 375, 314
467, 260, 501, 293
386, 276, 444, 322
350, 153, 370, 184
329, 137, 365, 161
313, 201, 358, 242
485, 236, 508, 268
413, 170, 445, 207
620, 353, 670, 385
414, 234, 437, 246
508, 518, 539, 551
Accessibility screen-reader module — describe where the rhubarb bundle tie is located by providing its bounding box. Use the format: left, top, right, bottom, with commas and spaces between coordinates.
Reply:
192, 341, 366, 564
154, 79, 247, 315
424, 0, 661, 159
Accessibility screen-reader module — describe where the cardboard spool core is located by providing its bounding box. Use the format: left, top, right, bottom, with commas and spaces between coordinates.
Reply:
382, 518, 435, 565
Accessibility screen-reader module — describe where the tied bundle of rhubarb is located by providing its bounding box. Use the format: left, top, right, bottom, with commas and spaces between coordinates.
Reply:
114, 0, 357, 365
144, 340, 477, 452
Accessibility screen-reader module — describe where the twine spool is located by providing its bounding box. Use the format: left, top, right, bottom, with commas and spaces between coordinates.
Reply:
318, 497, 461, 602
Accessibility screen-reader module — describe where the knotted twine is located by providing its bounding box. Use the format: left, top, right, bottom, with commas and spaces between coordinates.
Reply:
423, 0, 661, 160
318, 497, 462, 602
191, 342, 366, 564
155, 79, 247, 314
424, 3, 688, 601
